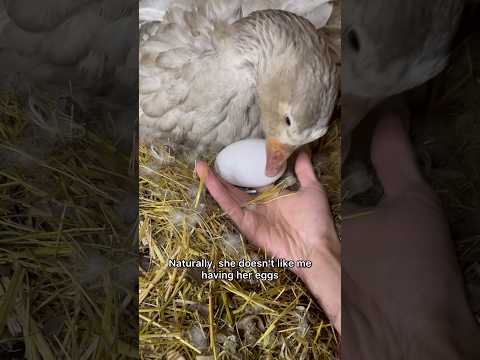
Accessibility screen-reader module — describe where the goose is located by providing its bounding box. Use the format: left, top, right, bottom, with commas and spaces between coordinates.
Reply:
342, 0, 464, 158
0, 0, 138, 159
139, 0, 340, 176
0, 0, 137, 103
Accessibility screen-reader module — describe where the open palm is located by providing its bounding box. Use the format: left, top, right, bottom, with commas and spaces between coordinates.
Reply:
195, 152, 339, 276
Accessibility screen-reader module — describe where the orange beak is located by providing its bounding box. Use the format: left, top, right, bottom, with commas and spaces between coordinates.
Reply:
265, 138, 295, 177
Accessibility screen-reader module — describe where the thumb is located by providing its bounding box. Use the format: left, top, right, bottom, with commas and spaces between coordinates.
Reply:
295, 152, 320, 188
195, 160, 246, 226
370, 110, 425, 196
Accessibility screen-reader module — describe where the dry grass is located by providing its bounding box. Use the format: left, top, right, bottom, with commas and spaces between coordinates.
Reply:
139, 117, 341, 359
0, 88, 341, 359
0, 89, 138, 358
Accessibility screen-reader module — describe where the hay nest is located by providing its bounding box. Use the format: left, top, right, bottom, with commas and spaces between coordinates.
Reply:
139, 116, 340, 359
0, 89, 138, 358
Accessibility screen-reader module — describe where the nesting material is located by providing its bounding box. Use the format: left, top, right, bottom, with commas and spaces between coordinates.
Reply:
139, 117, 340, 359
0, 90, 138, 358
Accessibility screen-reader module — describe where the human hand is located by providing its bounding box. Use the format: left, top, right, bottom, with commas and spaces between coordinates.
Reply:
342, 107, 480, 358
195, 152, 341, 332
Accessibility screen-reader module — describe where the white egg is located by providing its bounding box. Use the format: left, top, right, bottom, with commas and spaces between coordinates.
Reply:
214, 139, 286, 188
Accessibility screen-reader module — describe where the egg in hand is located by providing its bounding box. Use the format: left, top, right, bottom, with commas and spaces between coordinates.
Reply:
214, 139, 287, 188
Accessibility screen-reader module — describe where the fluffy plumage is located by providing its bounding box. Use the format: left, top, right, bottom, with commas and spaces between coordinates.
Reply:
342, 0, 464, 138
341, 0, 464, 196
0, 0, 137, 94
139, 0, 339, 174
343, 0, 464, 98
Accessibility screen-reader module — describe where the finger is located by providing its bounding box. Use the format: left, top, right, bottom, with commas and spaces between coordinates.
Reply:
370, 109, 425, 196
217, 176, 252, 204
195, 160, 209, 181
196, 160, 251, 203
195, 161, 246, 225
295, 152, 320, 188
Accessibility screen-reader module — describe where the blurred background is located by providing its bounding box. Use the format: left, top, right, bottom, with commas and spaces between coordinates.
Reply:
0, 1, 138, 358
343, 0, 480, 323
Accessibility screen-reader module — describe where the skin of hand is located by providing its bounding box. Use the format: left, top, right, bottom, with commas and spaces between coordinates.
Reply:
342, 109, 480, 359
195, 152, 341, 333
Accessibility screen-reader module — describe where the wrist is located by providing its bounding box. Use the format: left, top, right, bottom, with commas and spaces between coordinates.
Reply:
300, 243, 340, 275
296, 231, 341, 279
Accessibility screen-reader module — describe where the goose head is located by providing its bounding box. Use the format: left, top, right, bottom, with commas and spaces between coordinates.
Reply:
343, 0, 463, 98
233, 10, 338, 177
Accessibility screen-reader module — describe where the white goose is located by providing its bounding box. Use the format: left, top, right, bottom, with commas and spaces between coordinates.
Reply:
0, 0, 137, 98
139, 0, 340, 176
342, 0, 464, 156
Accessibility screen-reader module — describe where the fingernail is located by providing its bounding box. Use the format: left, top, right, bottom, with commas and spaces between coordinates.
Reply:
200, 167, 208, 181
196, 161, 208, 181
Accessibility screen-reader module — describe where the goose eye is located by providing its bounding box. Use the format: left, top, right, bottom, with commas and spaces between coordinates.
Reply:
285, 116, 291, 126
